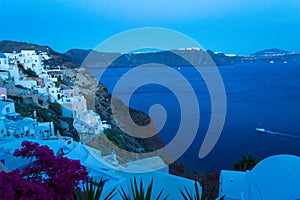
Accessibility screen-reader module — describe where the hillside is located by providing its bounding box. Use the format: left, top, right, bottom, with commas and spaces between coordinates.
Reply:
0, 40, 78, 68
0, 40, 166, 163
1, 40, 300, 68
66, 47, 300, 67
251, 48, 290, 56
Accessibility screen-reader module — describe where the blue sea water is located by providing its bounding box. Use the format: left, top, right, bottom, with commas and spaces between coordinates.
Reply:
88, 62, 300, 173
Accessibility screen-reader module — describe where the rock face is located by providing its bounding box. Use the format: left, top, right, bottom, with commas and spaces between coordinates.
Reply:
68, 68, 166, 163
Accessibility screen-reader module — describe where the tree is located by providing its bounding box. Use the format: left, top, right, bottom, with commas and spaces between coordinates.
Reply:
233, 155, 260, 171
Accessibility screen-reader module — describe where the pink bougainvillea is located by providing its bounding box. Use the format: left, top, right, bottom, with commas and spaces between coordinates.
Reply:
0, 141, 88, 200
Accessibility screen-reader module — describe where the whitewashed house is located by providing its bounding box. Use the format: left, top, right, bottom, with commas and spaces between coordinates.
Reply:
0, 52, 9, 70
57, 95, 87, 118
73, 110, 108, 135
70, 95, 110, 135
48, 82, 62, 102
4, 50, 49, 82
39, 52, 51, 61
217, 154, 300, 200
0, 101, 16, 116
57, 94, 110, 135
15, 79, 37, 90
18, 50, 45, 74
5, 117, 48, 139
46, 65, 63, 82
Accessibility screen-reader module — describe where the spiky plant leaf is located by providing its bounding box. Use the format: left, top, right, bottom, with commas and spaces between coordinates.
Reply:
119, 177, 168, 200
180, 181, 202, 200
74, 177, 116, 200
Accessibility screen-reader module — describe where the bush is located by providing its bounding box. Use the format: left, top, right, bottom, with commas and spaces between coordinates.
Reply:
0, 141, 88, 200
104, 129, 127, 150
24, 68, 38, 78
49, 102, 62, 116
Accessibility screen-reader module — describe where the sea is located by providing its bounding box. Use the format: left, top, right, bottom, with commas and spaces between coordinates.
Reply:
88, 62, 300, 173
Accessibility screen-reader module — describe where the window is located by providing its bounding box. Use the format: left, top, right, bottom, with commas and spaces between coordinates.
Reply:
5, 107, 10, 114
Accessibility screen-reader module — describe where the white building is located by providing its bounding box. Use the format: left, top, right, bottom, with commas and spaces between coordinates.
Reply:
0, 52, 9, 70
0, 101, 16, 116
48, 82, 62, 102
46, 65, 63, 82
5, 117, 54, 139
4, 50, 49, 82
57, 94, 110, 136
217, 154, 300, 200
58, 95, 87, 118
39, 52, 51, 61
73, 110, 108, 135
15, 79, 37, 90
18, 50, 45, 74
0, 97, 55, 139
1, 49, 65, 103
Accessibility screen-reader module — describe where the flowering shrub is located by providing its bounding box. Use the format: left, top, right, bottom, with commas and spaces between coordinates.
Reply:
0, 141, 88, 200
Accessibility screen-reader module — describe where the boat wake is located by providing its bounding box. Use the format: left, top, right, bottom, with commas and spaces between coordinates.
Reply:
256, 128, 300, 139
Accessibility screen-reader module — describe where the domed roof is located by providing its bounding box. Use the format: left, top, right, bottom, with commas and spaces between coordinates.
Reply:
246, 154, 300, 200
0, 52, 6, 58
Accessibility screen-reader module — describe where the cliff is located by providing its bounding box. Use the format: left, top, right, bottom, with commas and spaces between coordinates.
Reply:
64, 68, 167, 163
1, 40, 299, 68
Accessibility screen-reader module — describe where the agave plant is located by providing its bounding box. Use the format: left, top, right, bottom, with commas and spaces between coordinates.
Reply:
180, 181, 225, 200
119, 177, 168, 200
74, 177, 116, 200
180, 180, 201, 200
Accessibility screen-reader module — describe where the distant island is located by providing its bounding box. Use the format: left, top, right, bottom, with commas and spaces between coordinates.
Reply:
1, 40, 299, 68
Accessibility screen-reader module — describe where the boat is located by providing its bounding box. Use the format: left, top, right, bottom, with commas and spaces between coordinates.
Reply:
255, 128, 266, 133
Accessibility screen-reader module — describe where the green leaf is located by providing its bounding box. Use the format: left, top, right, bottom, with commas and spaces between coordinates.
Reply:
119, 177, 168, 200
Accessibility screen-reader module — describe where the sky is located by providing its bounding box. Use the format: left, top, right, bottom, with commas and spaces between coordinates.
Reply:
0, 0, 299, 55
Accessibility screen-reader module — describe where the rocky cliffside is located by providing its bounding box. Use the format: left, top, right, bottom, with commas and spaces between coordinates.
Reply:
64, 68, 167, 163
0, 40, 167, 163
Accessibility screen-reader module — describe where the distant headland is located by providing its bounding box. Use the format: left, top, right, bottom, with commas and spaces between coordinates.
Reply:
1, 40, 299, 68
